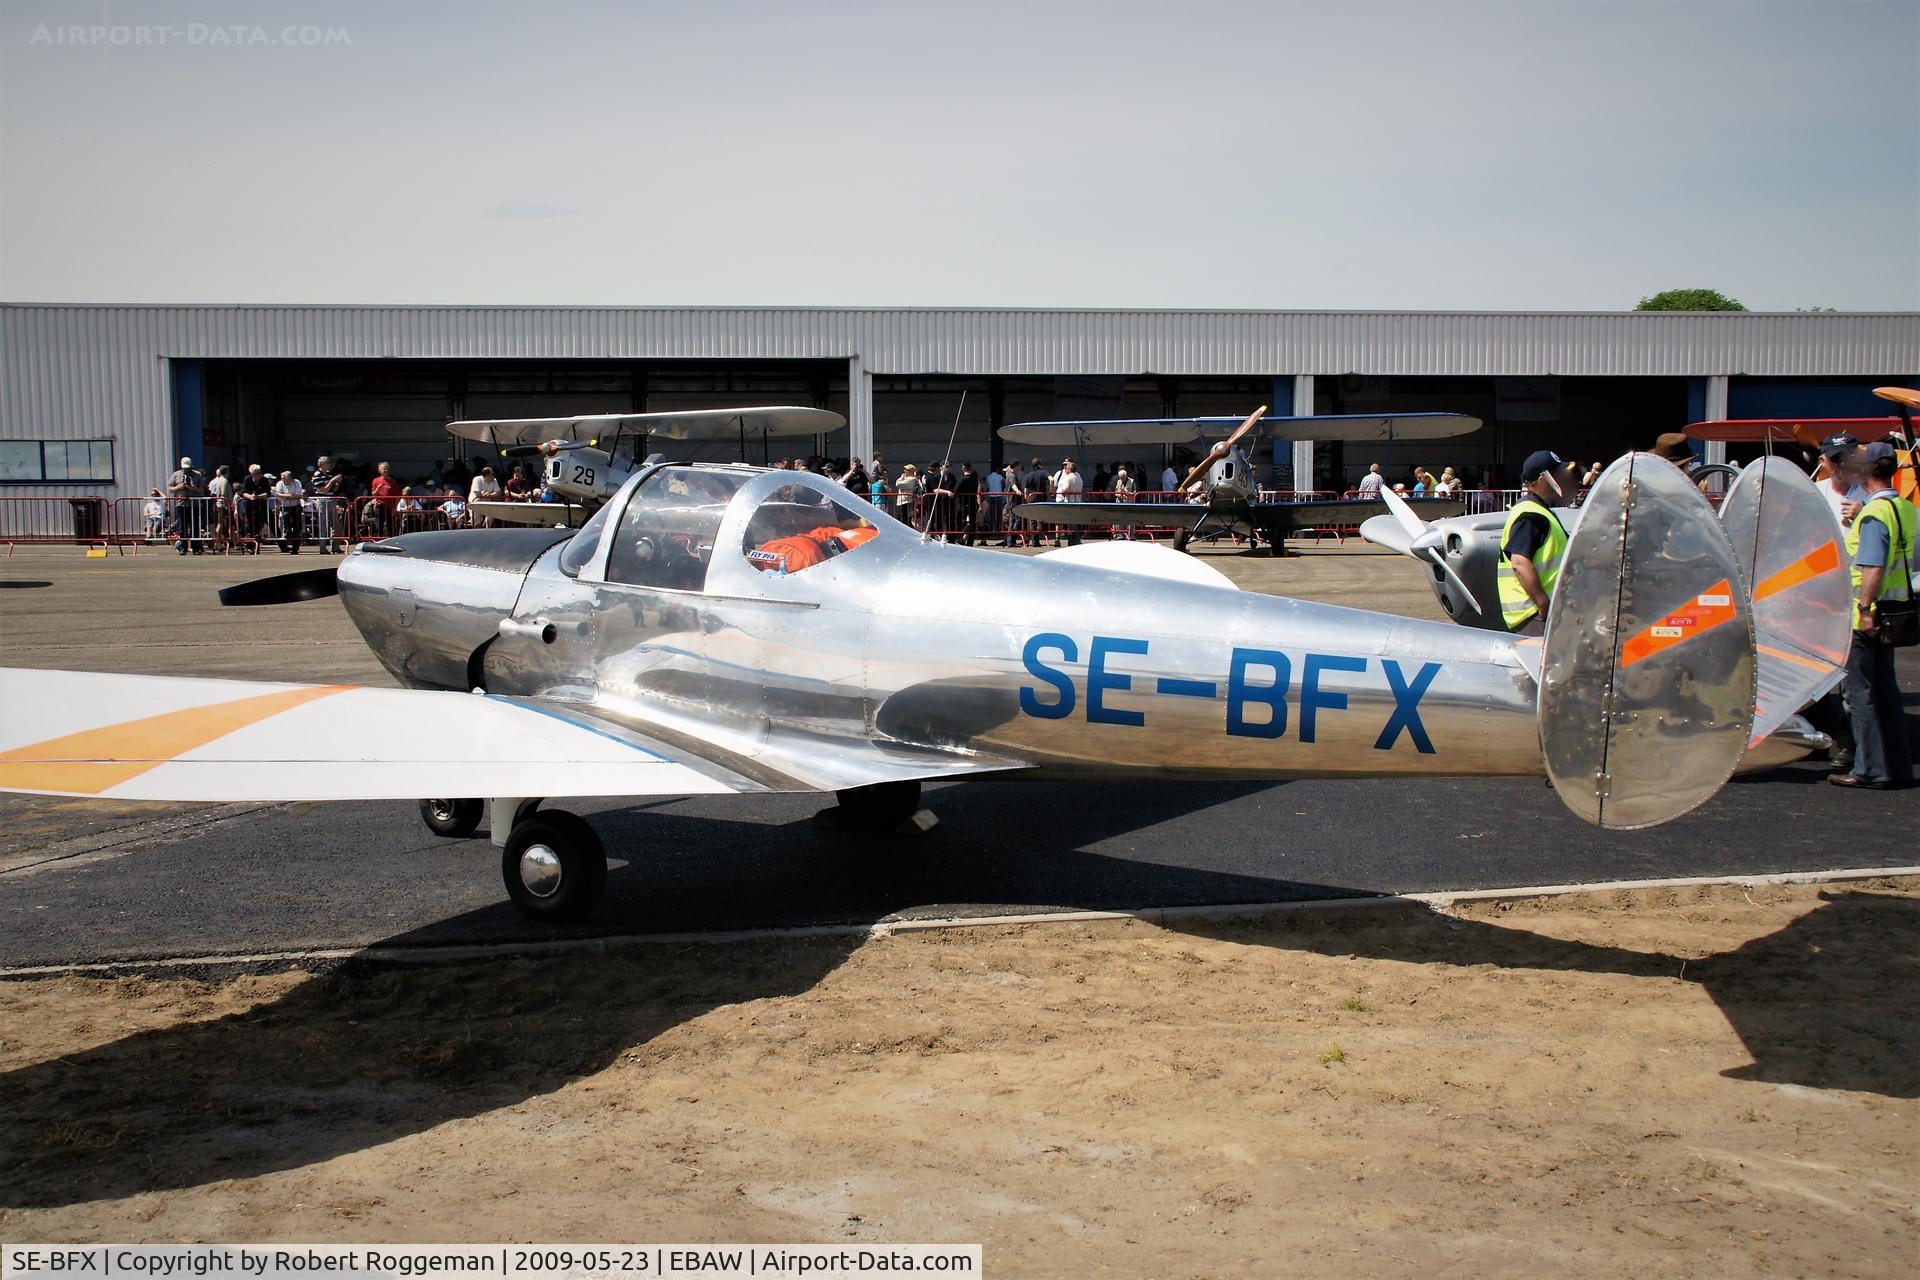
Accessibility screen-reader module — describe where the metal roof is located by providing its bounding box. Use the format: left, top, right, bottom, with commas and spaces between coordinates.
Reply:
3, 304, 1915, 499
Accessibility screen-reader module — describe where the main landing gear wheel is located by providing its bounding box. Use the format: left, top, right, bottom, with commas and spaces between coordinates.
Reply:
1171, 528, 1192, 553
419, 798, 483, 838
833, 779, 923, 830
501, 809, 607, 923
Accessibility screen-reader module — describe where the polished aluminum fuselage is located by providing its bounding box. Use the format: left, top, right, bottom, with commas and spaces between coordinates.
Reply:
340, 467, 1546, 785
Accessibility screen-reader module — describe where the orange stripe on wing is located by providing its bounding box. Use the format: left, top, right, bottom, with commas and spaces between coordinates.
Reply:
0, 685, 350, 795
1753, 541, 1842, 602
1620, 578, 1740, 668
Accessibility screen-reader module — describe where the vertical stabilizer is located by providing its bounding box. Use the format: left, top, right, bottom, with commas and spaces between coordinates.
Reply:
1719, 457, 1852, 749
1537, 454, 1755, 829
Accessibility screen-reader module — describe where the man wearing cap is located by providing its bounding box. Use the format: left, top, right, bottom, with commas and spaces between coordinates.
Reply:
1497, 451, 1575, 637
1832, 442, 1916, 789
1813, 433, 1866, 530
167, 455, 205, 555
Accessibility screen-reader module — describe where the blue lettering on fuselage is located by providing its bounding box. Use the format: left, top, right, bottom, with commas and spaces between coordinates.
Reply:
1020, 632, 1077, 719
1020, 635, 1440, 753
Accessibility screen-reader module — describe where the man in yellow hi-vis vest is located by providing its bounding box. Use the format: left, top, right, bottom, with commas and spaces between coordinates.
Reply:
1833, 442, 1916, 789
1497, 450, 1576, 637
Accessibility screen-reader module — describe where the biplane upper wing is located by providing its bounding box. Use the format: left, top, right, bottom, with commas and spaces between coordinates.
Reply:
1683, 416, 1900, 445
1250, 413, 1481, 442
999, 412, 1481, 448
447, 406, 847, 449
0, 668, 1019, 803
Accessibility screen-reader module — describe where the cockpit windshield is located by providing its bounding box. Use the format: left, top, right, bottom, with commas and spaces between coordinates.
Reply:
557, 497, 616, 577
605, 467, 747, 592
741, 482, 882, 575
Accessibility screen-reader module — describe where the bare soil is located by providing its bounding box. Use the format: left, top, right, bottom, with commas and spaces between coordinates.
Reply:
2, 880, 1915, 1277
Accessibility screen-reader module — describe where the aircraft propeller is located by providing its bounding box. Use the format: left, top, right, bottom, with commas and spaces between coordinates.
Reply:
1179, 404, 1267, 492
1379, 486, 1482, 616
217, 567, 340, 607
501, 438, 596, 461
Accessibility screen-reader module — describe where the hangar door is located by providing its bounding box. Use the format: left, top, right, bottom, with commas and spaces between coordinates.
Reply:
278, 367, 453, 480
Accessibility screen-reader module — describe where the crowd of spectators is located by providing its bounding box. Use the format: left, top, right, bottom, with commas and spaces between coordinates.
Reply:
153, 453, 572, 553
149, 448, 1554, 555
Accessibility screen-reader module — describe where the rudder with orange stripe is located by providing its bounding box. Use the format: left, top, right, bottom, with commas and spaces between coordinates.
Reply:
1535, 452, 1757, 830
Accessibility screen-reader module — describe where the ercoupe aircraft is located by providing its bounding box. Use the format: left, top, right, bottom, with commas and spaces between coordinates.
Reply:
1002, 407, 1472, 552
0, 416, 1848, 925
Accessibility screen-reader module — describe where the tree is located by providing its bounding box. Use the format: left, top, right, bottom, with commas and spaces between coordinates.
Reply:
1635, 289, 1747, 312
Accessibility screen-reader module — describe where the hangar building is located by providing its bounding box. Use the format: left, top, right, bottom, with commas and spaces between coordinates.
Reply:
1, 304, 1915, 503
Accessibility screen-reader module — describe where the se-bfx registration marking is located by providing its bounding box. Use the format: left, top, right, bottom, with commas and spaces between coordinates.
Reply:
1019, 633, 1442, 754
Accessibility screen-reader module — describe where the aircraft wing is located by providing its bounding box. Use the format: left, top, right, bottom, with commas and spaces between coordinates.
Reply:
998, 412, 1481, 448
1253, 413, 1481, 442
466, 499, 590, 527
1008, 501, 1196, 527
998, 420, 1208, 447
448, 406, 846, 449
0, 668, 1019, 802
1683, 417, 1899, 445
1253, 496, 1463, 531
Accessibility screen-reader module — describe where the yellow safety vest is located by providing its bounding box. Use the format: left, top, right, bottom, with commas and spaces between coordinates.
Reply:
1845, 493, 1918, 630
1498, 497, 1570, 630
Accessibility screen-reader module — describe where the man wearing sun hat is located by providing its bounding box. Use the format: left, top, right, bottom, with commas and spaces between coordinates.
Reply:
1496, 450, 1577, 637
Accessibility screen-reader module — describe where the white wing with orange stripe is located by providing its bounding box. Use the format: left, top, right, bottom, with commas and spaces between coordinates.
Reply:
0, 669, 744, 802
1719, 457, 1853, 750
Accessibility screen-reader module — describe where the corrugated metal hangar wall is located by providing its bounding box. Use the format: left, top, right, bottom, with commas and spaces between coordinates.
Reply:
2, 305, 1915, 499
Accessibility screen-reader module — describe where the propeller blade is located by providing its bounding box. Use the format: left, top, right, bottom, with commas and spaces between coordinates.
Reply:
218, 567, 340, 607
1378, 484, 1430, 543
1426, 547, 1482, 616
502, 439, 592, 460
1181, 404, 1268, 490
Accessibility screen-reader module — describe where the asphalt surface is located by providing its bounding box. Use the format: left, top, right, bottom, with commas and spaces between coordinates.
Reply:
1, 543, 1914, 968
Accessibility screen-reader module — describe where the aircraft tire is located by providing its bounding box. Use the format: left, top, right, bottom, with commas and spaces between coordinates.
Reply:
419, 797, 484, 838
1172, 529, 1192, 553
833, 779, 922, 830
502, 809, 607, 923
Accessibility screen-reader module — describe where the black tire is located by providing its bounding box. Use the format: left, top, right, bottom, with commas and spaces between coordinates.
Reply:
501, 810, 607, 923
1171, 528, 1192, 553
419, 797, 483, 838
833, 780, 922, 830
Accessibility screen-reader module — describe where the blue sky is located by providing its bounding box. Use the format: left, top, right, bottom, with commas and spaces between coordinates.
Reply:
2, 0, 1915, 309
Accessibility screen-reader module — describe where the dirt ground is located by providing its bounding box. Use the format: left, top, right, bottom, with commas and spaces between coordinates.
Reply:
2, 880, 1915, 1277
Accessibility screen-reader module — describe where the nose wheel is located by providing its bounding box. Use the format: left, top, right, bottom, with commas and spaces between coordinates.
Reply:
419, 797, 483, 838
501, 809, 607, 923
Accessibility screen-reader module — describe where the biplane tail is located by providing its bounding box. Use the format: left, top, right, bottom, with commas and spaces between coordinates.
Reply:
1535, 453, 1757, 830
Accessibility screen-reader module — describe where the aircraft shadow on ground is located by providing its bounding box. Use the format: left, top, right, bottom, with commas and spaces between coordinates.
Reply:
1, 781, 1914, 1209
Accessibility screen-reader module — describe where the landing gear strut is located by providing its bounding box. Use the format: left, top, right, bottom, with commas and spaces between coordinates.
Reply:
817, 779, 928, 832
493, 799, 607, 923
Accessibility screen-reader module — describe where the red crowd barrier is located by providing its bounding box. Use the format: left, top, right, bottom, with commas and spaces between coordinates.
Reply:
0, 496, 120, 546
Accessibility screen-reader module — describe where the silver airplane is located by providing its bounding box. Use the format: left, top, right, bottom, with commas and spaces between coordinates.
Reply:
0, 422, 1849, 925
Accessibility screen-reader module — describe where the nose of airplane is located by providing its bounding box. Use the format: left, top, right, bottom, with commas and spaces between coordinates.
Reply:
338, 527, 576, 690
